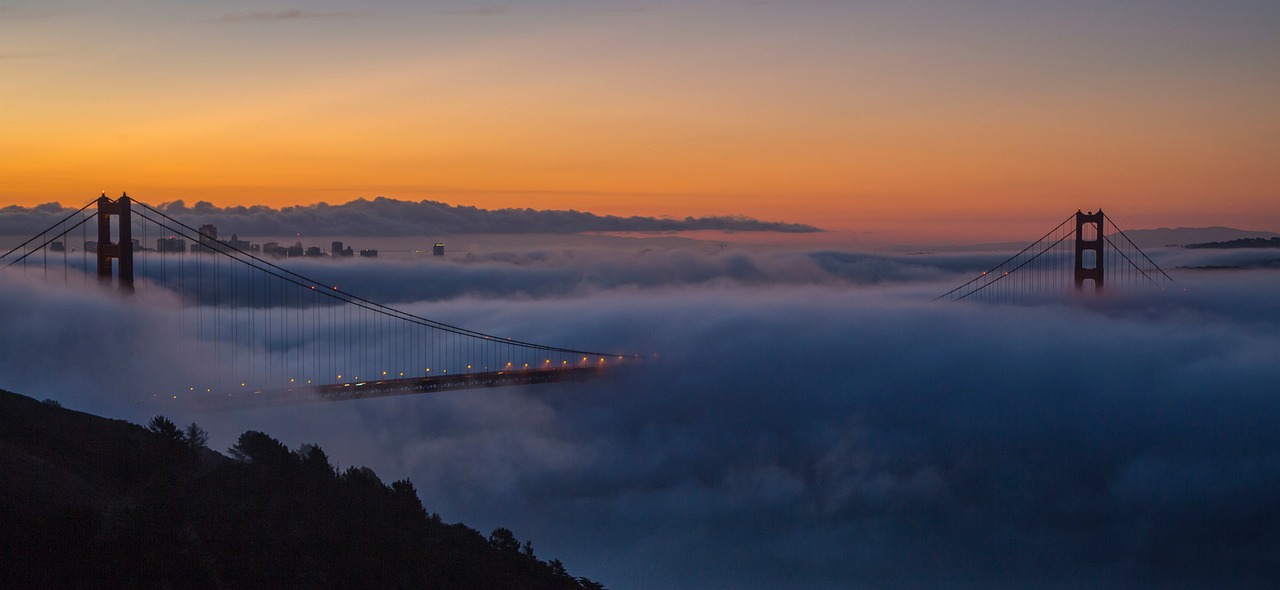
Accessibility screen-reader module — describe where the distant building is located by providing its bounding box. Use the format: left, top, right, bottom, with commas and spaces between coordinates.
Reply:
359, 249, 378, 258
50, 241, 65, 253
305, 246, 322, 257
433, 243, 445, 256
190, 224, 219, 253
198, 224, 217, 247
332, 241, 343, 254
287, 242, 304, 258
84, 241, 97, 253
156, 237, 186, 253
225, 234, 251, 251
262, 242, 286, 257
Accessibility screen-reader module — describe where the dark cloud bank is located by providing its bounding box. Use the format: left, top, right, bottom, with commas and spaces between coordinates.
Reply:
3, 247, 1280, 589
0, 197, 821, 236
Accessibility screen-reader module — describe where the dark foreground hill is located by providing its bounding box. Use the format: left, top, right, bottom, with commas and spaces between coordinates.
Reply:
0, 388, 605, 589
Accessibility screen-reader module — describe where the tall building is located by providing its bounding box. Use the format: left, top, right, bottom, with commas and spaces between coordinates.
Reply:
192, 224, 218, 253
156, 237, 186, 253
198, 224, 217, 246
225, 234, 251, 251
433, 243, 445, 256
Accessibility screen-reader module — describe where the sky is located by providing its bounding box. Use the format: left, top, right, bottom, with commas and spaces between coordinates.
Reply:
3, 244, 1280, 589
2, 0, 1279, 242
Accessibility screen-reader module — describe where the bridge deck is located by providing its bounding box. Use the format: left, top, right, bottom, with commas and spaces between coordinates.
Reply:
189, 366, 609, 410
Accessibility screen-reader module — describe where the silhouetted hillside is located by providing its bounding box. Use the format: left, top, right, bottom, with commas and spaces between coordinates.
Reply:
0, 388, 605, 589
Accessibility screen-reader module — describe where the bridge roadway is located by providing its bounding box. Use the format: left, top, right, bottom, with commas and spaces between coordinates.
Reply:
189, 365, 609, 410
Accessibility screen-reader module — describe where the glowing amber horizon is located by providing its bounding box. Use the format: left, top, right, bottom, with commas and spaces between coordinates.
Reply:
2, 3, 1277, 243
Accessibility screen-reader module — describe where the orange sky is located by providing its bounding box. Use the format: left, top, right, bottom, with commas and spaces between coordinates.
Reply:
2, 2, 1277, 242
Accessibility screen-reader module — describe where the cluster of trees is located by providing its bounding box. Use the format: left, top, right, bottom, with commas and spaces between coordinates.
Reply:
3, 397, 604, 589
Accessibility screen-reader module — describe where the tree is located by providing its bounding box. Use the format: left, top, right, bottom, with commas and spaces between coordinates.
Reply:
298, 444, 336, 480
228, 431, 292, 467
489, 527, 521, 554
184, 422, 209, 448
146, 416, 183, 444
548, 559, 570, 579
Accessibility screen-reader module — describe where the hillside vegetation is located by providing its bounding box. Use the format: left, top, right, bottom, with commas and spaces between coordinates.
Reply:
0, 389, 605, 589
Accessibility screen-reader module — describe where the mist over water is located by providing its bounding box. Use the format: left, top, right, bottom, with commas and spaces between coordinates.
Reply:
3, 244, 1280, 589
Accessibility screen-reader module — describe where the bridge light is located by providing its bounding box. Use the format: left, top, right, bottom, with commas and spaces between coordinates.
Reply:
382, 371, 387, 376
290, 378, 295, 383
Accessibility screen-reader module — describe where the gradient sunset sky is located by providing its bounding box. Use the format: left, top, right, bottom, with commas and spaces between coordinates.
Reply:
2, 1, 1277, 240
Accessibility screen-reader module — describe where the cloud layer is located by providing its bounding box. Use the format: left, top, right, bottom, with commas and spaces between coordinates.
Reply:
3, 246, 1279, 589
0, 197, 821, 238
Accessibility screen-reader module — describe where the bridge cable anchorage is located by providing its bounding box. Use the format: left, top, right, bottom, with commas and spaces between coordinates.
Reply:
0, 195, 641, 400
937, 210, 1177, 303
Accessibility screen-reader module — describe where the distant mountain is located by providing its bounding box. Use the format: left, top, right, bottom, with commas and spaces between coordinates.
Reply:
0, 389, 606, 589
1112, 227, 1280, 249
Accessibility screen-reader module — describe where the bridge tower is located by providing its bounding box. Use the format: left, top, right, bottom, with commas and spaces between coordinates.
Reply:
96, 192, 134, 292
1074, 209, 1103, 292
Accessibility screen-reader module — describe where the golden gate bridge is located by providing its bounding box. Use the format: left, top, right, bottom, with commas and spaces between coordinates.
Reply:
2, 195, 1176, 406
935, 209, 1177, 302
1, 193, 637, 408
